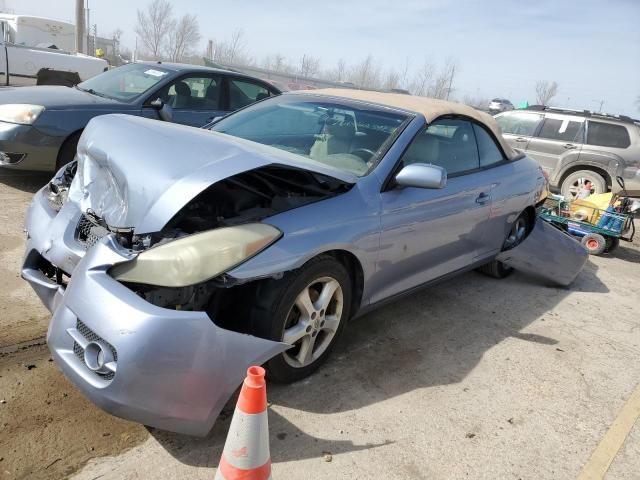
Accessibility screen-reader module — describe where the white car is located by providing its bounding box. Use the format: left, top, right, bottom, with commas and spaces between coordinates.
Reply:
488, 98, 515, 113
0, 15, 107, 86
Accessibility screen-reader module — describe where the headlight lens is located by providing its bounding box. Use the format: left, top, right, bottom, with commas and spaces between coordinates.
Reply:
0, 104, 45, 125
110, 223, 281, 287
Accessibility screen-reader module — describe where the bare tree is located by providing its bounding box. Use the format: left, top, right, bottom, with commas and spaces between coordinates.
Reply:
213, 29, 251, 65
383, 69, 401, 90
135, 0, 174, 60
409, 59, 435, 96
535, 80, 559, 105
350, 55, 381, 89
326, 59, 347, 82
462, 94, 490, 109
167, 14, 200, 62
299, 54, 321, 78
430, 59, 457, 100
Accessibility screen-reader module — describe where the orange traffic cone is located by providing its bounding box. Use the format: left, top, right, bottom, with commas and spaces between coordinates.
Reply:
215, 366, 272, 480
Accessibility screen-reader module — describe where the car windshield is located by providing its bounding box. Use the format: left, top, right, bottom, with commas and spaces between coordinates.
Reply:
76, 63, 172, 102
210, 94, 410, 176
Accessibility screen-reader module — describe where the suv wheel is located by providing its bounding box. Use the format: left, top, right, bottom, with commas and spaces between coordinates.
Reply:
561, 170, 607, 200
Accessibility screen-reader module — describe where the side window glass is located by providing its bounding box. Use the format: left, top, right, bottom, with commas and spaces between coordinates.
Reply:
401, 119, 479, 175
538, 117, 584, 142
162, 76, 221, 110
228, 79, 271, 111
496, 112, 542, 136
473, 124, 505, 167
586, 121, 631, 148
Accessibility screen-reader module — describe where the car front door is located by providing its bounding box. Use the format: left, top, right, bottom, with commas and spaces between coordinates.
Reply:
495, 111, 543, 151
524, 113, 585, 173
373, 118, 494, 303
144, 73, 227, 127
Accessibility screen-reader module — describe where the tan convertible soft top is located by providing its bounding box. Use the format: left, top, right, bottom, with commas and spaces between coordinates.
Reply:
296, 88, 519, 160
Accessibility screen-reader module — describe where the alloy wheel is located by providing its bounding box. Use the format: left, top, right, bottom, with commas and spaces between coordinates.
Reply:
504, 216, 528, 249
282, 277, 344, 368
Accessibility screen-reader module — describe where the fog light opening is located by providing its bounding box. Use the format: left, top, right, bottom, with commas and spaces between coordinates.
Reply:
83, 341, 114, 373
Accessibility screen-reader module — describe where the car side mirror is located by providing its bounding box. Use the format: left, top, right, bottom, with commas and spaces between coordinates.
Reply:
150, 98, 173, 122
395, 163, 447, 189
150, 98, 164, 109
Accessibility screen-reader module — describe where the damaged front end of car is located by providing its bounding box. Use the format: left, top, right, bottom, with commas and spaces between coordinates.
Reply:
22, 114, 355, 435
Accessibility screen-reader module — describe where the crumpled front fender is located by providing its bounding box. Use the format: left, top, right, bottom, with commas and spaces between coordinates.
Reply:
496, 219, 588, 287
46, 236, 290, 436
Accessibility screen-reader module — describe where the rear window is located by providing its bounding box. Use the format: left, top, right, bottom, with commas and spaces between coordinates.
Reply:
586, 121, 631, 149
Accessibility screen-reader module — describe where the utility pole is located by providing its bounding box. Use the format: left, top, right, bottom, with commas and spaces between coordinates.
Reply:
598, 100, 604, 113
75, 0, 85, 54
446, 64, 455, 100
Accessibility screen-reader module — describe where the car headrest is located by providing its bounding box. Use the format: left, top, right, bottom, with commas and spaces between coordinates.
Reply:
175, 81, 191, 96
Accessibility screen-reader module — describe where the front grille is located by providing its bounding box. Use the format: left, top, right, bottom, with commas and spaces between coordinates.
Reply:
75, 214, 109, 249
72, 319, 118, 381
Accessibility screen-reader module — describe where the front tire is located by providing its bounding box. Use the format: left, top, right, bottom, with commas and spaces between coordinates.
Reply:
56, 131, 82, 170
251, 256, 352, 383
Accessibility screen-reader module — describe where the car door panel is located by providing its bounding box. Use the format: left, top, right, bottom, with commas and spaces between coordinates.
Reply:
373, 176, 492, 303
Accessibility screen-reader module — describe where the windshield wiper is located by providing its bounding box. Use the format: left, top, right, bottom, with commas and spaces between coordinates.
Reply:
75, 85, 112, 100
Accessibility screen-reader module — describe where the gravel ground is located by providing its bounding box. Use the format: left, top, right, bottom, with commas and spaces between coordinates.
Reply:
1, 170, 638, 480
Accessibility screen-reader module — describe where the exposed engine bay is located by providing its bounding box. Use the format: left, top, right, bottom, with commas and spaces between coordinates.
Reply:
116, 165, 350, 250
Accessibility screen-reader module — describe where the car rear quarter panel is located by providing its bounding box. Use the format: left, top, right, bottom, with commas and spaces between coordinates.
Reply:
550, 148, 623, 189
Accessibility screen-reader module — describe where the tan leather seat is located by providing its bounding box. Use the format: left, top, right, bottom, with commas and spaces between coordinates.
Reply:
403, 133, 440, 166
310, 120, 356, 159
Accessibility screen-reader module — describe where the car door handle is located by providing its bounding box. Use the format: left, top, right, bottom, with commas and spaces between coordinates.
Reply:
563, 143, 577, 149
476, 192, 491, 204
514, 137, 527, 143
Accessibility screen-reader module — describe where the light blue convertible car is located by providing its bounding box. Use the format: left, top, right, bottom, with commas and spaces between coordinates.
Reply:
22, 89, 586, 435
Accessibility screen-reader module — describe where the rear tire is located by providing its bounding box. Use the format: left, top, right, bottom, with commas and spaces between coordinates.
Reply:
581, 233, 606, 255
479, 210, 533, 279
250, 256, 352, 383
561, 170, 607, 200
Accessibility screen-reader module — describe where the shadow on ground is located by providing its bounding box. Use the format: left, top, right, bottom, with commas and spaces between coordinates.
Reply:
612, 244, 640, 264
0, 170, 50, 193
151, 260, 608, 466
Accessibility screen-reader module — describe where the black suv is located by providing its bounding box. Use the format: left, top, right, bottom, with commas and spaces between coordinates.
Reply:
496, 106, 640, 198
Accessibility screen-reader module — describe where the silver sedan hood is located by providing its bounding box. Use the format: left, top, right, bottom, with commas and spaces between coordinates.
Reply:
68, 114, 356, 234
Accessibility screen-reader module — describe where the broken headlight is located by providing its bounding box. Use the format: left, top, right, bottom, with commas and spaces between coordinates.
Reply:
110, 223, 281, 288
46, 161, 77, 212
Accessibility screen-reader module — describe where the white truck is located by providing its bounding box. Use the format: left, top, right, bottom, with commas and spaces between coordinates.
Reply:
0, 14, 108, 87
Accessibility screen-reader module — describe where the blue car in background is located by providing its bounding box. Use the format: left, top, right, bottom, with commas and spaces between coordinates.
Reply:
0, 62, 281, 171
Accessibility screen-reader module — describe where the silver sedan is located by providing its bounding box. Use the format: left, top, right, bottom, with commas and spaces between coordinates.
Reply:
22, 89, 584, 435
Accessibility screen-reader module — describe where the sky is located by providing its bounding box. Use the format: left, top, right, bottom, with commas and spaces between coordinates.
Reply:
4, 0, 639, 115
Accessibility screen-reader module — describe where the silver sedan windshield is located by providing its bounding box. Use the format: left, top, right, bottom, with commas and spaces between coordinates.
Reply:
210, 95, 410, 176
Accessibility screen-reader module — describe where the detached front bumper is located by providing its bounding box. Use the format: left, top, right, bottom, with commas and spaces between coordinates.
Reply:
22, 192, 288, 436
0, 121, 61, 171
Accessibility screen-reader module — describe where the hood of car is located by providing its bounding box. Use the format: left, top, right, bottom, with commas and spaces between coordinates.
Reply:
0, 86, 125, 109
68, 114, 357, 234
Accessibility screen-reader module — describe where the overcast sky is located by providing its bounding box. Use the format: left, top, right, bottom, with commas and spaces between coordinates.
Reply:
5, 0, 639, 115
